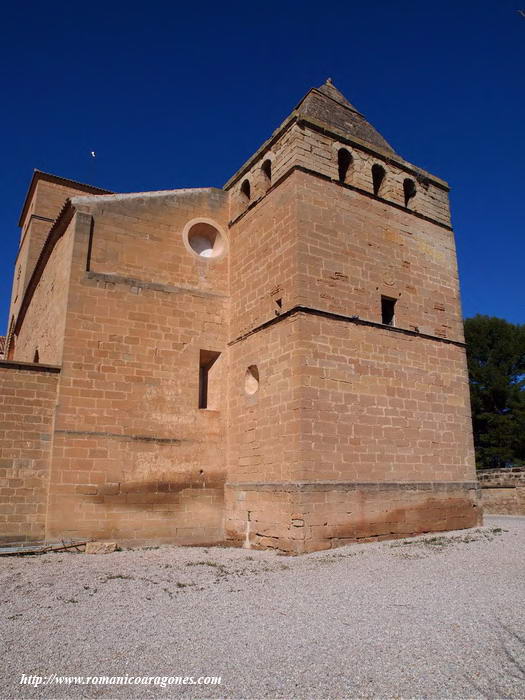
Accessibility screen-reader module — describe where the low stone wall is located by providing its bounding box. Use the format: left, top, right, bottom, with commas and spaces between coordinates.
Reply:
478, 467, 525, 515
0, 361, 59, 543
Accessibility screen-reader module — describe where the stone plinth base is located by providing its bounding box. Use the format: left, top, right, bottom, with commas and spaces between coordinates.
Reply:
225, 481, 482, 554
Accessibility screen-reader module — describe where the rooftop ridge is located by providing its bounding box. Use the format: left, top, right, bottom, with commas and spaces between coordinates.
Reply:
224, 81, 401, 189
297, 80, 396, 154
295, 79, 362, 116
70, 186, 223, 206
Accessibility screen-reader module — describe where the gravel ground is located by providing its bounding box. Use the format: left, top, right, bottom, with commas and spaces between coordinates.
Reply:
1, 515, 524, 700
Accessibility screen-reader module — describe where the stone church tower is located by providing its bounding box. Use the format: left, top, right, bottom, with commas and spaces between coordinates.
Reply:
0, 81, 481, 552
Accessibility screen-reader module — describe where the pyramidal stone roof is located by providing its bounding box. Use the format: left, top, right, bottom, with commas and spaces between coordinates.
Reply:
295, 79, 396, 155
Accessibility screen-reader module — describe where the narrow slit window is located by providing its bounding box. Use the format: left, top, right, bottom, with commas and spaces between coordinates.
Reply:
245, 365, 260, 395
33, 348, 39, 363
199, 350, 221, 409
381, 296, 396, 326
372, 164, 386, 196
337, 148, 352, 183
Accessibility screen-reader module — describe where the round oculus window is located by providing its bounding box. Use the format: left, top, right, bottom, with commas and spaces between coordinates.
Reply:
183, 220, 227, 260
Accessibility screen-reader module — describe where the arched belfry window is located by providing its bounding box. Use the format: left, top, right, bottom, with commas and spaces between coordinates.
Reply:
372, 164, 386, 196
241, 179, 251, 202
261, 159, 272, 185
337, 148, 353, 184
403, 178, 417, 208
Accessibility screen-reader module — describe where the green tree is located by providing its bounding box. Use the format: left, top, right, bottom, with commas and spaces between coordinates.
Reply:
464, 315, 525, 468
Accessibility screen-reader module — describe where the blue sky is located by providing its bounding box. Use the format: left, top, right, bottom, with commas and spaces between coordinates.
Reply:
1, 0, 523, 330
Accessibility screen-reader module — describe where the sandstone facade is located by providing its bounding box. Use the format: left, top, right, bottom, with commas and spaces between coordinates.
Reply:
0, 81, 481, 551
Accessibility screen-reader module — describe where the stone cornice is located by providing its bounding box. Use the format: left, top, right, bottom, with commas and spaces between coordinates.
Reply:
228, 165, 453, 231
0, 360, 60, 373
228, 305, 466, 349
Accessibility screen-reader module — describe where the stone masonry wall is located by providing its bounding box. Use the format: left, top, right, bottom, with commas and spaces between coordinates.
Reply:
225, 313, 479, 553
15, 218, 75, 365
297, 314, 475, 483
294, 170, 462, 341
229, 122, 450, 228
228, 168, 461, 341
10, 179, 103, 327
228, 314, 303, 485
78, 188, 228, 296
225, 159, 477, 553
478, 468, 525, 515
229, 178, 299, 340
0, 362, 59, 543
43, 192, 230, 544
225, 482, 481, 553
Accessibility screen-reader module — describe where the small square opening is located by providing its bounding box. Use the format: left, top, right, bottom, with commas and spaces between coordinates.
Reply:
381, 296, 396, 326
